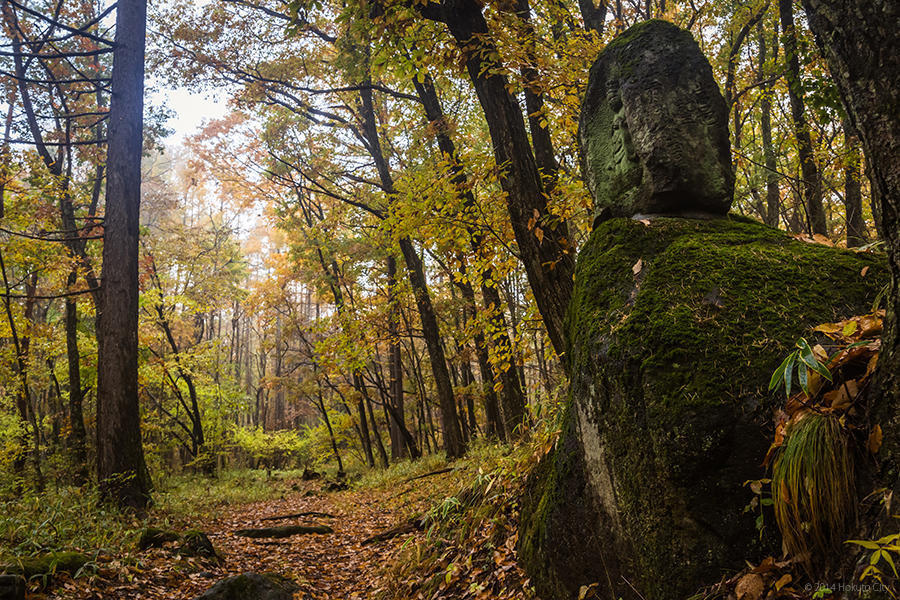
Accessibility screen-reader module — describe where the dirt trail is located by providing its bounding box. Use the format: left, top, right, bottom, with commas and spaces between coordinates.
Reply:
50, 481, 418, 599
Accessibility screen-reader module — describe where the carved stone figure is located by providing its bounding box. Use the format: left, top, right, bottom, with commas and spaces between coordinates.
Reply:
579, 19, 735, 222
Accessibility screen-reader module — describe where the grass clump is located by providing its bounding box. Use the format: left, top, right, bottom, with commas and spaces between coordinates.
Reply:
771, 412, 855, 573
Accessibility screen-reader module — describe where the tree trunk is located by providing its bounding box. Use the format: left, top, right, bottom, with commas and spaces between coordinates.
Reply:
358, 81, 465, 459
65, 271, 88, 484
96, 0, 152, 508
412, 72, 525, 438
759, 23, 781, 227
801, 0, 900, 487
386, 256, 407, 459
779, 0, 826, 235
424, 1, 575, 358
841, 118, 865, 247
363, 384, 389, 467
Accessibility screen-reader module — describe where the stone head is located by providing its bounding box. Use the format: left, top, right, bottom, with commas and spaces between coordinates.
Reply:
579, 20, 735, 222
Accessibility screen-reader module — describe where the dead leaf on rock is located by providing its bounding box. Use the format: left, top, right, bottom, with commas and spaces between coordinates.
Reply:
868, 425, 883, 454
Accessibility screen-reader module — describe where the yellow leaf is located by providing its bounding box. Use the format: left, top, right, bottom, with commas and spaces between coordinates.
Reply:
868, 425, 883, 454
774, 573, 792, 590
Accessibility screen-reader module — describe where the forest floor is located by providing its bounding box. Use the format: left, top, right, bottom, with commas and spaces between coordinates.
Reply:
35, 445, 539, 600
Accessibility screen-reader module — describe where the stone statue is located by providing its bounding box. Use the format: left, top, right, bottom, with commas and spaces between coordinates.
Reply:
579, 20, 735, 223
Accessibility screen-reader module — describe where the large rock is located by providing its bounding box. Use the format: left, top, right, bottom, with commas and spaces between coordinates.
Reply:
580, 20, 734, 221
518, 216, 887, 599
193, 572, 297, 600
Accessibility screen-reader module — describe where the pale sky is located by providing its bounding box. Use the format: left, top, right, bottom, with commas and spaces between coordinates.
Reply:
151, 86, 230, 144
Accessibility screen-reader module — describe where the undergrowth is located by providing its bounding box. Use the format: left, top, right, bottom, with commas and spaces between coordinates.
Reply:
771, 412, 855, 574
370, 436, 552, 600
0, 468, 305, 563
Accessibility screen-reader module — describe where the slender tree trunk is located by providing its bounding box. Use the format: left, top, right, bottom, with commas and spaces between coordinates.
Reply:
316, 392, 344, 475
397, 240, 465, 458
354, 374, 375, 467
779, 0, 826, 235
363, 385, 389, 467
96, 0, 152, 508
386, 256, 407, 459
841, 118, 865, 247
759, 23, 781, 227
421, 1, 575, 358
412, 73, 524, 438
65, 271, 88, 484
515, 0, 559, 192
358, 81, 465, 458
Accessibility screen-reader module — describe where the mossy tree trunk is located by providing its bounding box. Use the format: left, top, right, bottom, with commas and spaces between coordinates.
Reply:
801, 0, 900, 487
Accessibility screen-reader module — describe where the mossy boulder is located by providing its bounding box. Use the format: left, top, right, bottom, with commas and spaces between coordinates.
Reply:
0, 551, 90, 579
193, 572, 297, 600
518, 216, 887, 600
181, 530, 218, 559
580, 20, 733, 222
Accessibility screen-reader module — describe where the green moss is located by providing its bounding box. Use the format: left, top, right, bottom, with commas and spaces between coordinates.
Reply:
1, 551, 90, 579
521, 216, 888, 600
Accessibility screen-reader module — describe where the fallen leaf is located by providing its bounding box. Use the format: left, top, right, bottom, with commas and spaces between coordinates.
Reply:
861, 266, 870, 277
858, 315, 883, 338
812, 233, 834, 246
774, 573, 792, 590
868, 425, 883, 454
632, 259, 643, 275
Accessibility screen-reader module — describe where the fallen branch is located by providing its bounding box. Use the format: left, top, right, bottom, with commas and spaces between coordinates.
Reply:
361, 515, 427, 545
234, 525, 333, 538
403, 467, 454, 483
260, 511, 336, 521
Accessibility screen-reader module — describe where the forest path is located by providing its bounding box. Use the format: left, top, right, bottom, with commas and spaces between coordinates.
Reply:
51, 478, 428, 600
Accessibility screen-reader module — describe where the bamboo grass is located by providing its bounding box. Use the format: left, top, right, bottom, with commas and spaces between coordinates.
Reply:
771, 412, 856, 574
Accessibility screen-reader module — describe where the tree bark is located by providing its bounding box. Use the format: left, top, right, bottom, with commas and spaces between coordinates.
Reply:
386, 255, 407, 459
801, 0, 900, 486
96, 0, 152, 508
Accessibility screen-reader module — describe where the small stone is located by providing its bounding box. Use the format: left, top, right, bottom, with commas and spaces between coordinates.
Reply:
580, 20, 734, 221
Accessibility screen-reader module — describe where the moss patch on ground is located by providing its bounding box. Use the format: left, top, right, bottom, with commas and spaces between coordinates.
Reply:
519, 216, 888, 600
1, 551, 91, 579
